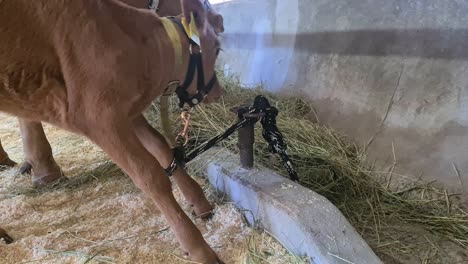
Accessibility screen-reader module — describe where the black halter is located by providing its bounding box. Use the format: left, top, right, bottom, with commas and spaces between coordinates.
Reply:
166, 17, 218, 108
147, 1, 218, 108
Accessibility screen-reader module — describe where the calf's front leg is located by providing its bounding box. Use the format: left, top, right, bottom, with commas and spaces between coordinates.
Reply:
18, 119, 64, 187
0, 227, 13, 244
81, 116, 222, 264
133, 115, 213, 219
0, 139, 17, 170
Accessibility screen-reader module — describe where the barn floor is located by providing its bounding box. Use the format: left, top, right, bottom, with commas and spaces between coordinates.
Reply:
0, 113, 301, 264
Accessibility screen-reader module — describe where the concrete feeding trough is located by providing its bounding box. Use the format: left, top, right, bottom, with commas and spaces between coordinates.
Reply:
196, 148, 382, 264
186, 95, 382, 263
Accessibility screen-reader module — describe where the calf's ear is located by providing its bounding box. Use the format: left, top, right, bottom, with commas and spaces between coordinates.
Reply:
208, 11, 224, 34
180, 0, 207, 28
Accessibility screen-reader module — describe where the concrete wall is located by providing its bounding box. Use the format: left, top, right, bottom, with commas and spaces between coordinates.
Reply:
212, 0, 468, 192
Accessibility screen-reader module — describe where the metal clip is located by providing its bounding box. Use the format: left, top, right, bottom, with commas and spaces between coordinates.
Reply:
147, 0, 159, 11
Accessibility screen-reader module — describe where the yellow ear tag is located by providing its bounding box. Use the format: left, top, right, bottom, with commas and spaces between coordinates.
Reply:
182, 12, 201, 47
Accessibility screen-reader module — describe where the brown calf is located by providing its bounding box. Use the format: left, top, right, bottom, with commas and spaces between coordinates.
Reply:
0, 0, 225, 263
0, 0, 222, 188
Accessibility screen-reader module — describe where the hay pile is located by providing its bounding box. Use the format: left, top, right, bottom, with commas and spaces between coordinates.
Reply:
147, 73, 468, 264
0, 113, 306, 264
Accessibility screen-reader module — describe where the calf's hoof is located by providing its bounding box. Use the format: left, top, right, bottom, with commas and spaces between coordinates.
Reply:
192, 209, 214, 221
187, 246, 224, 264
19, 161, 32, 175
192, 201, 214, 221
214, 257, 225, 264
32, 172, 68, 188
0, 157, 17, 171
0, 228, 13, 244
20, 162, 67, 188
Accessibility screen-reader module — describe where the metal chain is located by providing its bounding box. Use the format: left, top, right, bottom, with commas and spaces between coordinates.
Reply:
164, 96, 299, 182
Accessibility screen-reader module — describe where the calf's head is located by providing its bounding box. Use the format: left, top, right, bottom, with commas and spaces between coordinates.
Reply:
178, 0, 224, 106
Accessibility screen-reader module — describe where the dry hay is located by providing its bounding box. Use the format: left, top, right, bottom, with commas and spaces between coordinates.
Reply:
146, 72, 468, 264
0, 113, 305, 264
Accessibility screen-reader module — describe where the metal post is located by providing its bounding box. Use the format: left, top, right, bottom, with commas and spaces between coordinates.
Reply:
237, 118, 255, 169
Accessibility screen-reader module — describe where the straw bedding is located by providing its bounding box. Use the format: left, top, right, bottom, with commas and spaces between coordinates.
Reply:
146, 73, 468, 264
